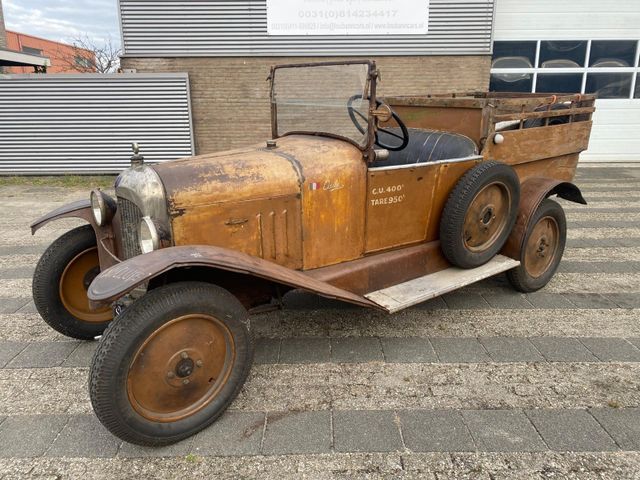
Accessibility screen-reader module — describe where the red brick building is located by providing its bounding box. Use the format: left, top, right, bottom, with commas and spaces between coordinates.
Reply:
5, 31, 95, 74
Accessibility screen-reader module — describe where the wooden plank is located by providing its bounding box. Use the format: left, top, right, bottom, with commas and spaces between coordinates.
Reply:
493, 108, 595, 123
365, 255, 520, 313
484, 121, 593, 165
512, 154, 579, 183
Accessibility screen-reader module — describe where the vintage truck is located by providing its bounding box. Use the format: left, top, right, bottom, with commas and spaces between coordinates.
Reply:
30, 60, 594, 445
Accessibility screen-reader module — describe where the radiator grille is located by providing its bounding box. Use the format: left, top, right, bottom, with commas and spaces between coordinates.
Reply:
117, 197, 142, 259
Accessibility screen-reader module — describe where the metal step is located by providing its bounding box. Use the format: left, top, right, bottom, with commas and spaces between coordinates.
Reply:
364, 255, 520, 313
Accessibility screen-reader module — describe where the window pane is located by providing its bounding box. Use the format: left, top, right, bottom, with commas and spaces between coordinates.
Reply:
536, 74, 583, 93
585, 73, 633, 99
492, 41, 536, 69
635, 74, 640, 99
539, 41, 587, 68
589, 40, 637, 67
490, 74, 533, 93
21, 46, 43, 56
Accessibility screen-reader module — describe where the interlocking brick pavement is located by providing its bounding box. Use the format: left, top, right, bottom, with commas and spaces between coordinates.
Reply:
1, 165, 640, 478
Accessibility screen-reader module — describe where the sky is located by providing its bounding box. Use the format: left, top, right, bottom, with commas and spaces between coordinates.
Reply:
3, 0, 120, 48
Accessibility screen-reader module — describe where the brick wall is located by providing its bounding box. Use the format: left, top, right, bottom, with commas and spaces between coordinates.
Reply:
121, 56, 490, 155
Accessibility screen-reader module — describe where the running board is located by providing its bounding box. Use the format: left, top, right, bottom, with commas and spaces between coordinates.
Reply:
364, 255, 520, 313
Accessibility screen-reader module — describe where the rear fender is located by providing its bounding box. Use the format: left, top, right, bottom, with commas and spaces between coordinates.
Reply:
502, 177, 586, 259
87, 245, 380, 310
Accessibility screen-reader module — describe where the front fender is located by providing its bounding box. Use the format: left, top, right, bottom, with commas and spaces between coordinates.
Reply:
30, 198, 120, 269
87, 245, 379, 310
30, 199, 92, 235
502, 177, 586, 259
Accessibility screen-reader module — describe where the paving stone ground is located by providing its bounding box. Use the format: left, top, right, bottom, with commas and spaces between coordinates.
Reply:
1, 165, 640, 478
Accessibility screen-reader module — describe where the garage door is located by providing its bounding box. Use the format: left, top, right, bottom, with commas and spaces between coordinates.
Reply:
492, 0, 640, 162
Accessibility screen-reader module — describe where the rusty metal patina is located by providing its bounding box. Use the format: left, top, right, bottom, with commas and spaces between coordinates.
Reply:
126, 313, 235, 422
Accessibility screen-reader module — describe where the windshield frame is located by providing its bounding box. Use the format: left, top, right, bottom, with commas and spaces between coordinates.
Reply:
269, 60, 378, 154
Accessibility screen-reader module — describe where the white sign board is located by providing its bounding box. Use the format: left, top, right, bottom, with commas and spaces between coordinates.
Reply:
267, 0, 429, 36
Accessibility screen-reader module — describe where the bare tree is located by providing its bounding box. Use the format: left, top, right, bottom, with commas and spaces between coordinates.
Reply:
54, 35, 121, 74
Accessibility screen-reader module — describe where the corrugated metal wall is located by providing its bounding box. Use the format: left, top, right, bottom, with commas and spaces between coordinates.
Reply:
0, 73, 194, 174
119, 0, 495, 57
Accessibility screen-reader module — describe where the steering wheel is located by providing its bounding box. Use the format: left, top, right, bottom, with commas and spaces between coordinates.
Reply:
347, 94, 409, 151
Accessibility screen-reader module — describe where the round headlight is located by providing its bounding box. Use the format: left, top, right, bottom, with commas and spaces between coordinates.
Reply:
90, 189, 111, 227
139, 217, 160, 254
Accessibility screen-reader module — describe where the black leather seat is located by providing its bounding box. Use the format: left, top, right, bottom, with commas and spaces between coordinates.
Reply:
371, 128, 478, 168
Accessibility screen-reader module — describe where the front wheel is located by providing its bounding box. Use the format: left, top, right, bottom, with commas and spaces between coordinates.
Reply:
33, 225, 113, 340
507, 199, 567, 293
89, 281, 253, 446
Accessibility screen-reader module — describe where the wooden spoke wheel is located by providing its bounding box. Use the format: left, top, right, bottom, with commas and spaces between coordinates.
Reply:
89, 282, 253, 446
507, 199, 567, 293
33, 225, 112, 340
440, 161, 520, 269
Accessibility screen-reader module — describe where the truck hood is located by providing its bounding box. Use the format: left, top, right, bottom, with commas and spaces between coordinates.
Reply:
152, 135, 361, 213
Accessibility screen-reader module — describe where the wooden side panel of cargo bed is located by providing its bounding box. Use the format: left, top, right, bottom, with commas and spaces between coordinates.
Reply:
484, 121, 592, 165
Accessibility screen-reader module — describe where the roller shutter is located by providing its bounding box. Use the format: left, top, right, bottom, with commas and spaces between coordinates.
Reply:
0, 73, 194, 174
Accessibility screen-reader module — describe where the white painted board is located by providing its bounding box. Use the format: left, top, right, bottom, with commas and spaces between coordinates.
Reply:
266, 0, 429, 36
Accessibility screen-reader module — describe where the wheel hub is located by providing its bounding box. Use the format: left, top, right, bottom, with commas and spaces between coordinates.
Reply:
524, 216, 560, 278
176, 357, 195, 378
463, 183, 511, 252
82, 266, 101, 290
59, 247, 112, 323
479, 205, 496, 230
163, 348, 208, 387
536, 235, 550, 257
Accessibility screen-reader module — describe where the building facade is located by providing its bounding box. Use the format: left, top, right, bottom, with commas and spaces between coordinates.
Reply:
119, 0, 640, 162
120, 0, 495, 154
5, 31, 95, 74
0, 1, 50, 74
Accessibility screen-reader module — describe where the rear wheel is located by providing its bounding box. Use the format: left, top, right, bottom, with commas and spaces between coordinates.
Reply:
33, 225, 112, 340
89, 281, 253, 446
507, 199, 567, 293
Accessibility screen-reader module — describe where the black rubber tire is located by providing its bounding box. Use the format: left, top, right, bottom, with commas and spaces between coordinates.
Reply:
32, 225, 112, 340
507, 199, 567, 293
440, 161, 520, 269
89, 281, 254, 446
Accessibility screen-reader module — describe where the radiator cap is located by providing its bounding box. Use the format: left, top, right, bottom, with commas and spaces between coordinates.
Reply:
131, 142, 144, 166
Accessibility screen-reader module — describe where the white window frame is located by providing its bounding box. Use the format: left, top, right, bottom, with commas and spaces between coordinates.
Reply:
491, 39, 640, 100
